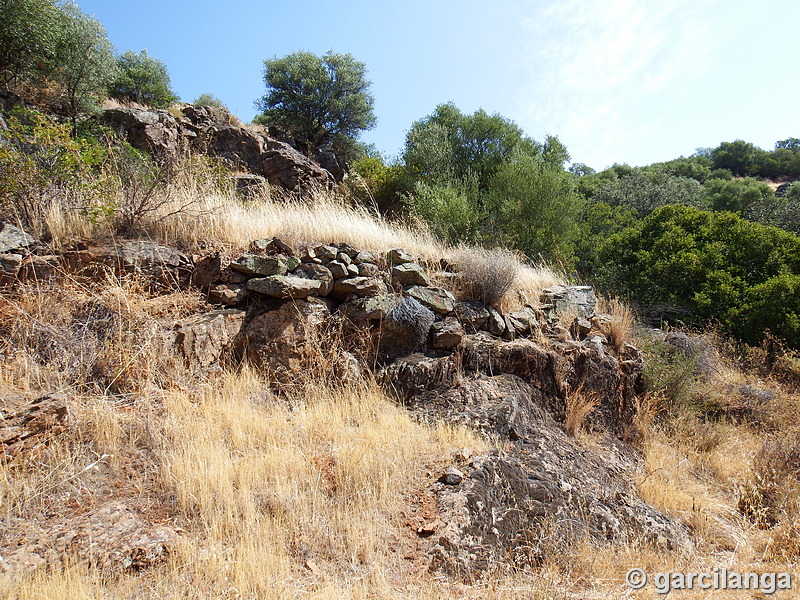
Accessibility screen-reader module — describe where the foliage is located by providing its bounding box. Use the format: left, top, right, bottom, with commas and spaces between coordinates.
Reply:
349, 155, 413, 216
596, 205, 800, 347
574, 201, 637, 276
51, 2, 116, 125
0, 107, 115, 235
109, 49, 177, 108
583, 166, 706, 217
256, 50, 376, 155
703, 177, 774, 215
409, 179, 479, 244
0, 0, 62, 86
403, 102, 540, 192
710, 140, 766, 177
483, 150, 582, 263
193, 92, 224, 108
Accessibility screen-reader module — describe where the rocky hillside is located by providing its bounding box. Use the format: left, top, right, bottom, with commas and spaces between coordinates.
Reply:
0, 219, 694, 585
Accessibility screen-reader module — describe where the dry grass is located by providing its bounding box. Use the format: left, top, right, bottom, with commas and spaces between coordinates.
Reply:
595, 296, 634, 353
564, 388, 600, 438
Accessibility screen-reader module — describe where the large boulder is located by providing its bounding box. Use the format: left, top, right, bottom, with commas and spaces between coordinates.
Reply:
101, 107, 183, 159
1, 501, 177, 574
173, 309, 245, 370
0, 223, 35, 253
233, 299, 330, 375
101, 105, 335, 193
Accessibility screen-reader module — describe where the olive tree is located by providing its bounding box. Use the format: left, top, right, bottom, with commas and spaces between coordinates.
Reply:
52, 2, 116, 127
256, 50, 376, 157
109, 49, 177, 108
0, 0, 61, 86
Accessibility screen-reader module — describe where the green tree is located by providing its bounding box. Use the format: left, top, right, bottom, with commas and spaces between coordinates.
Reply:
403, 102, 539, 192
256, 50, 376, 157
710, 140, 767, 177
590, 167, 705, 217
109, 49, 177, 108
0, 0, 61, 86
484, 150, 582, 262
193, 92, 224, 108
52, 2, 116, 127
595, 205, 800, 347
703, 177, 774, 215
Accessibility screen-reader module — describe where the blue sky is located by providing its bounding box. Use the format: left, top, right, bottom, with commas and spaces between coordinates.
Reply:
76, 0, 799, 171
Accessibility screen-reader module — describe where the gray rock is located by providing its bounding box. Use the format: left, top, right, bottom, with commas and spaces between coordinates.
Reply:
208, 283, 249, 305
406, 285, 456, 314
440, 466, 464, 486
486, 307, 506, 336
541, 285, 597, 318
339, 293, 396, 326
347, 263, 360, 276
431, 317, 464, 350
357, 262, 380, 277
315, 245, 339, 261
507, 307, 539, 335
391, 263, 430, 286
247, 275, 323, 298
230, 254, 299, 277
327, 260, 349, 279
0, 253, 23, 278
330, 276, 388, 299
250, 237, 294, 255
454, 301, 490, 332
0, 223, 35, 253
354, 250, 375, 265
233, 298, 329, 374
292, 263, 333, 296
174, 309, 245, 369
387, 248, 414, 265
337, 252, 352, 266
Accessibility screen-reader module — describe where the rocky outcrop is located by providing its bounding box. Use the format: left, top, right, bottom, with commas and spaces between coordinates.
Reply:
410, 375, 690, 577
100, 105, 335, 193
1, 393, 69, 460
2, 235, 692, 579
0, 501, 177, 575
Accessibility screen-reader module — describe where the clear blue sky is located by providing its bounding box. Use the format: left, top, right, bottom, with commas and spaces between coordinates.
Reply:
76, 0, 799, 171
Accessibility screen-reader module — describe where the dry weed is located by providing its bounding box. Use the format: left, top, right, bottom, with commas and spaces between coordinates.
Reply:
564, 388, 600, 438
596, 296, 634, 353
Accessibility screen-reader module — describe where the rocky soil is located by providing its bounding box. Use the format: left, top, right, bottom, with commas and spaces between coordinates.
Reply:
0, 221, 696, 581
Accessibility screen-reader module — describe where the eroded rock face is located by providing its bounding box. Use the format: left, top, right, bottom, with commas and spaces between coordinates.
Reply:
100, 105, 335, 193
411, 375, 692, 578
233, 298, 330, 375
64, 240, 191, 287
1, 501, 178, 575
1, 393, 69, 460
174, 309, 246, 370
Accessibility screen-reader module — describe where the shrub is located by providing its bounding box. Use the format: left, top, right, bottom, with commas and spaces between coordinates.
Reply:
381, 297, 435, 355
597, 205, 800, 348
109, 49, 178, 108
450, 248, 519, 307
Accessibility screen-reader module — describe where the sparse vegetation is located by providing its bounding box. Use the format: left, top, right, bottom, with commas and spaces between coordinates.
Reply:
3, 10, 800, 598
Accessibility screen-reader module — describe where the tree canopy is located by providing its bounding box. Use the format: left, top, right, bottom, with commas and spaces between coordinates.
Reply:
256, 50, 376, 156
109, 49, 177, 108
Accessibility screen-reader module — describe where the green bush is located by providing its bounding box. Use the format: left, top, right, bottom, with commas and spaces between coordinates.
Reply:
596, 205, 800, 347
109, 49, 178, 108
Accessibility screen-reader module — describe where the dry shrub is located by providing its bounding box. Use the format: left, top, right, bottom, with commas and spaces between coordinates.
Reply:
596, 296, 634, 353
449, 248, 519, 307
564, 388, 600, 437
738, 433, 800, 529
